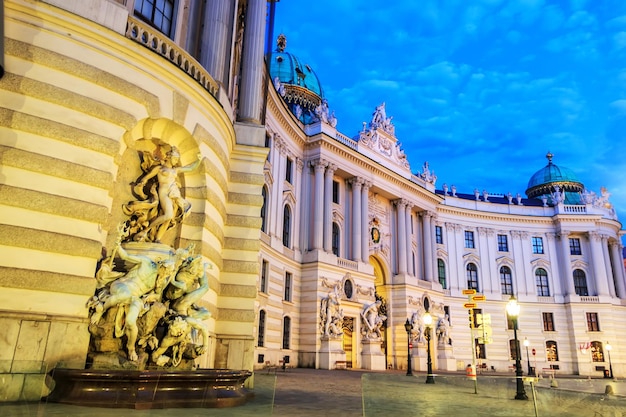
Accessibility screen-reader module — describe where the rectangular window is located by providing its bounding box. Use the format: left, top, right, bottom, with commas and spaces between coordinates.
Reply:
542, 312, 555, 331
464, 231, 475, 249
509, 339, 520, 361
569, 238, 582, 255
497, 234, 508, 252
284, 272, 292, 301
282, 317, 291, 349
506, 312, 515, 330
475, 339, 486, 359
586, 312, 600, 331
332, 180, 339, 204
260, 260, 268, 293
285, 157, 293, 184
134, 0, 176, 38
532, 237, 544, 254
435, 226, 443, 244
258, 310, 266, 347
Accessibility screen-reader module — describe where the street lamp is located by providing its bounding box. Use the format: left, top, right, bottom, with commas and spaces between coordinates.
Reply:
404, 319, 413, 376
506, 295, 527, 400
423, 312, 435, 384
523, 338, 533, 376
606, 342, 614, 379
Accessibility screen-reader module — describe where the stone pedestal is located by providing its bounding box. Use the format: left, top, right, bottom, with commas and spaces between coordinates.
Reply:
361, 339, 386, 370
437, 344, 456, 371
318, 337, 345, 370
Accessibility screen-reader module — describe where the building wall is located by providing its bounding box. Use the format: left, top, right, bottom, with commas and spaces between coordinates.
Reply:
0, 0, 266, 400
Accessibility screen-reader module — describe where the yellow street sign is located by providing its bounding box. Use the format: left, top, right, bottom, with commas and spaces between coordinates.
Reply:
472, 295, 486, 301
464, 302, 477, 309
462, 289, 476, 295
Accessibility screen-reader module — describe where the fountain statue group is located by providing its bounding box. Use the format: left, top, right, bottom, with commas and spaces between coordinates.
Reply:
87, 144, 211, 369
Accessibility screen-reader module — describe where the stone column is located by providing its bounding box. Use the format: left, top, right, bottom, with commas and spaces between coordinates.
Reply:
271, 142, 285, 238
200, 0, 234, 88
350, 178, 363, 261
293, 158, 304, 251
610, 242, 626, 299
405, 204, 413, 276
601, 235, 616, 297
299, 159, 310, 251
312, 160, 327, 250
589, 232, 610, 296
558, 231, 575, 296
238, 0, 266, 124
361, 181, 371, 263
395, 200, 408, 274
423, 211, 435, 282
323, 164, 336, 253
545, 233, 563, 296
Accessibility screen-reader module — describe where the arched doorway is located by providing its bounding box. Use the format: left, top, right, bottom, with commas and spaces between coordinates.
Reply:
369, 256, 390, 368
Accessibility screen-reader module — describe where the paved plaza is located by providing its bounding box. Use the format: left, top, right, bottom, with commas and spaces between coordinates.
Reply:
2, 368, 626, 416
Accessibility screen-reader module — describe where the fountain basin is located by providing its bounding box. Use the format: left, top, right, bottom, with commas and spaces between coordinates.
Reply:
46, 368, 253, 409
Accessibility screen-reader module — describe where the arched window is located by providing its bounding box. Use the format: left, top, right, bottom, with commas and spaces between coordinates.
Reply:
258, 310, 266, 347
546, 340, 559, 362
282, 205, 291, 248
591, 341, 604, 362
282, 316, 291, 349
438, 259, 447, 289
466, 263, 479, 291
261, 186, 268, 233
500, 266, 513, 295
535, 268, 550, 296
332, 222, 340, 256
573, 269, 588, 296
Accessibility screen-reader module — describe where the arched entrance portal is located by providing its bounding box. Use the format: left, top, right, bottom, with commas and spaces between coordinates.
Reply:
369, 256, 390, 369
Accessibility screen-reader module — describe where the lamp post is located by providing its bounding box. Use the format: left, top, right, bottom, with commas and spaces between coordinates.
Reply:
606, 342, 614, 379
423, 312, 435, 384
404, 319, 413, 376
506, 295, 527, 400
524, 338, 533, 376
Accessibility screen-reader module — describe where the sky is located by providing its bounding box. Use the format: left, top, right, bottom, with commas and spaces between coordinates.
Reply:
272, 0, 626, 230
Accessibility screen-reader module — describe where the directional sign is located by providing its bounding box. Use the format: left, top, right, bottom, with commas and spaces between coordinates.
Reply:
472, 295, 486, 301
464, 303, 477, 309
462, 289, 477, 295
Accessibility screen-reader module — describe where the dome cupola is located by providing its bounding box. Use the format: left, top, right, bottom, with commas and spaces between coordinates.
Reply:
525, 152, 584, 205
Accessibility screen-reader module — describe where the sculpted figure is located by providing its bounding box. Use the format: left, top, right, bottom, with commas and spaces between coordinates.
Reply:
410, 310, 424, 344
361, 300, 386, 340
125, 146, 203, 243
436, 314, 451, 346
320, 286, 343, 337
88, 238, 177, 361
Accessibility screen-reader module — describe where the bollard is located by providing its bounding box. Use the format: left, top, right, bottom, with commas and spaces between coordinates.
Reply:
550, 377, 558, 388
605, 384, 614, 395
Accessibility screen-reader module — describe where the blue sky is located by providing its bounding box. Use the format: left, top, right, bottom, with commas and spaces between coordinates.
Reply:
273, 0, 626, 230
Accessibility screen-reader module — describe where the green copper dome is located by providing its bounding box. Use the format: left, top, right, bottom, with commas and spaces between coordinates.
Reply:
268, 34, 324, 98
525, 152, 584, 205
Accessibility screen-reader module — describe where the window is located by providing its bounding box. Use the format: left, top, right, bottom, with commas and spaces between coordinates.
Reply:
282, 316, 291, 349
261, 186, 268, 233
535, 268, 550, 296
472, 308, 482, 329
532, 237, 544, 254
569, 238, 582, 255
497, 234, 508, 252
591, 341, 604, 362
546, 340, 559, 361
586, 312, 599, 331
542, 312, 555, 331
573, 269, 588, 296
509, 339, 520, 361
284, 272, 292, 301
506, 311, 515, 330
134, 0, 176, 38
435, 226, 443, 244
437, 259, 447, 289
466, 263, 479, 291
260, 260, 268, 293
285, 157, 293, 183
500, 266, 513, 295
332, 180, 339, 204
258, 310, 266, 347
464, 231, 475, 249
282, 205, 291, 247
332, 223, 340, 256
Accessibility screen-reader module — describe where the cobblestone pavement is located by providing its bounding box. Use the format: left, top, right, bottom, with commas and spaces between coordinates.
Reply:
2, 368, 626, 416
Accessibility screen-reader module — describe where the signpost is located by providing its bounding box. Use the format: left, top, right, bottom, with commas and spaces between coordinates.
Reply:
463, 290, 485, 394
